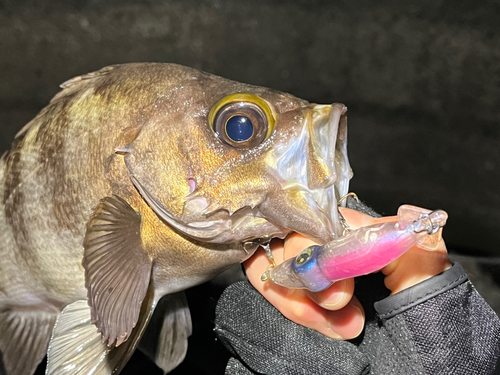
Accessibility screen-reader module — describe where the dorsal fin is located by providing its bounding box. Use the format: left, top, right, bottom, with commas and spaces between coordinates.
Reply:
52, 65, 115, 103
14, 66, 115, 140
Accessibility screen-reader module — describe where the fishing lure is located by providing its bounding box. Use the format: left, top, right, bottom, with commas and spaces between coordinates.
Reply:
262, 204, 448, 292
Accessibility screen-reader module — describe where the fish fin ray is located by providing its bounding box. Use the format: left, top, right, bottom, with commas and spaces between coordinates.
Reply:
83, 195, 152, 346
47, 292, 155, 375
0, 310, 57, 375
51, 66, 116, 103
139, 292, 192, 374
14, 66, 116, 140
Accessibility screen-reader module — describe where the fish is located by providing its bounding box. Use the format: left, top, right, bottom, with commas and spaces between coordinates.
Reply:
0, 63, 352, 375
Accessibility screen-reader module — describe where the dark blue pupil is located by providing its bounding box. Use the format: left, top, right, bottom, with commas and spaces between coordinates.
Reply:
225, 116, 253, 141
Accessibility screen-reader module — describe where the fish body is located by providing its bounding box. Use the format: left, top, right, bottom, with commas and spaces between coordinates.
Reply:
0, 63, 351, 374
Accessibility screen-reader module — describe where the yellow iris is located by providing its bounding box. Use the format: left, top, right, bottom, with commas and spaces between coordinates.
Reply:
208, 93, 276, 141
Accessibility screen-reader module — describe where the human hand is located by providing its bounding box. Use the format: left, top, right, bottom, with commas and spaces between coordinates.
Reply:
244, 207, 451, 340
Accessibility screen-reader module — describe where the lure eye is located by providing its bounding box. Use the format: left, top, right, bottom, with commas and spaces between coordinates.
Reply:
295, 247, 314, 265
208, 93, 275, 148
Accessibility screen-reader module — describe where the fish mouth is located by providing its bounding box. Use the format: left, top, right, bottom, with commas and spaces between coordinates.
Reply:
257, 103, 352, 244
307, 103, 351, 240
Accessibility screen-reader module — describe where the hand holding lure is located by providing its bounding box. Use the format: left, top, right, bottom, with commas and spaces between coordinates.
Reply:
262, 205, 448, 292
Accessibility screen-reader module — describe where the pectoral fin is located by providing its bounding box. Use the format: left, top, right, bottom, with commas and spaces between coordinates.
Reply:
0, 310, 57, 375
139, 292, 192, 374
83, 195, 152, 346
47, 289, 155, 375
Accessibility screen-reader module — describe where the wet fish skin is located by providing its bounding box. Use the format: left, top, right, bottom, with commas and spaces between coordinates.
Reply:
0, 63, 301, 306
0, 63, 350, 374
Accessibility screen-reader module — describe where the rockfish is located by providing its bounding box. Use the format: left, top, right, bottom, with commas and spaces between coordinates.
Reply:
0, 63, 351, 375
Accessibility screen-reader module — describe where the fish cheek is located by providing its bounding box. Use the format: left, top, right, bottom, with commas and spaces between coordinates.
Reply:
124, 135, 193, 217
124, 111, 240, 217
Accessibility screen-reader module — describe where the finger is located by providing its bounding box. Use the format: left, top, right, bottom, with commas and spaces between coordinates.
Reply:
305, 278, 355, 310
382, 242, 451, 294
339, 207, 396, 229
283, 232, 317, 259
245, 246, 365, 340
325, 295, 365, 340
337, 208, 452, 294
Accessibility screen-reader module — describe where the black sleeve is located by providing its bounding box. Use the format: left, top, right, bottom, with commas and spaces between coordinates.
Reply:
214, 264, 500, 374
361, 263, 500, 374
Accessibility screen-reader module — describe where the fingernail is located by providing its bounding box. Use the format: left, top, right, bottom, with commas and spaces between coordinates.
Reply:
321, 281, 347, 308
326, 322, 344, 340
322, 293, 345, 308
352, 304, 365, 338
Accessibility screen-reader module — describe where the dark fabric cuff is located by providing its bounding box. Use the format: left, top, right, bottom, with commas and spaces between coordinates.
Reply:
374, 262, 468, 319
346, 197, 381, 218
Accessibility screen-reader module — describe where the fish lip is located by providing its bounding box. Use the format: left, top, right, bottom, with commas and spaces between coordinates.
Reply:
309, 103, 351, 239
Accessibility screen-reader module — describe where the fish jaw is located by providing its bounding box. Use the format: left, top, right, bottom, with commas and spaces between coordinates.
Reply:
257, 103, 352, 244
130, 175, 289, 243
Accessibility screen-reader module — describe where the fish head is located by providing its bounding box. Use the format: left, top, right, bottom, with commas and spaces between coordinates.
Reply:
123, 66, 352, 247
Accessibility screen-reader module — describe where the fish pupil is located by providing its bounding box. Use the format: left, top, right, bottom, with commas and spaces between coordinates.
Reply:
225, 115, 254, 142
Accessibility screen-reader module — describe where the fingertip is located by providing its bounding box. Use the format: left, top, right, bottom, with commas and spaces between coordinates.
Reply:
306, 278, 355, 310
325, 296, 365, 340
337, 208, 374, 229
339, 207, 397, 229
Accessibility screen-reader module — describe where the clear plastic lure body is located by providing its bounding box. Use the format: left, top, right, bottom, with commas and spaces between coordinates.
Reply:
264, 205, 448, 292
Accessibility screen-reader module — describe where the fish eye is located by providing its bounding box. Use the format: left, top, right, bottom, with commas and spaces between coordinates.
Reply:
208, 93, 275, 148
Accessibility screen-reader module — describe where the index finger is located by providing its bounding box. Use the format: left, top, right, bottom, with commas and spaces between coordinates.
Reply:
339, 207, 396, 229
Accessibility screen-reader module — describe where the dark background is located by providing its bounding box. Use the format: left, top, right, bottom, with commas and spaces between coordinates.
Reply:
0, 0, 498, 373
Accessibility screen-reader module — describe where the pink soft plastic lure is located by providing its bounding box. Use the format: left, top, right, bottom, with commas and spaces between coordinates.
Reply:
264, 205, 448, 292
